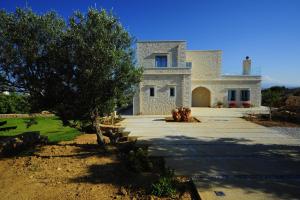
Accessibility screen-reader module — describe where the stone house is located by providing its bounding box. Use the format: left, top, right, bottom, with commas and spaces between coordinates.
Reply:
133, 40, 261, 115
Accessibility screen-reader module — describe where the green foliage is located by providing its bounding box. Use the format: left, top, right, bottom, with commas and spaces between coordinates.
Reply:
24, 118, 38, 128
0, 117, 81, 142
127, 147, 153, 172
262, 86, 300, 108
151, 169, 176, 197
60, 8, 142, 121
217, 101, 223, 106
262, 86, 286, 108
0, 93, 30, 114
0, 8, 142, 142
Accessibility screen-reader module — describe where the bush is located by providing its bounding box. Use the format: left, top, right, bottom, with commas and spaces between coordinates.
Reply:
242, 102, 251, 108
216, 101, 223, 108
229, 102, 237, 108
0, 93, 31, 114
151, 170, 176, 197
262, 87, 286, 108
125, 147, 153, 172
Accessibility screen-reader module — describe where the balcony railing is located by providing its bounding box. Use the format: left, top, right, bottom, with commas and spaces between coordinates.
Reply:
143, 67, 191, 75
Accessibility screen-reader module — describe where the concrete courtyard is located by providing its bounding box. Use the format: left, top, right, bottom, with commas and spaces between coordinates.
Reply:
122, 109, 300, 200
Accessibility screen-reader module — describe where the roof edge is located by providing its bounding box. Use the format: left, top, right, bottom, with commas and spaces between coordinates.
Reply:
137, 40, 186, 43
186, 50, 222, 52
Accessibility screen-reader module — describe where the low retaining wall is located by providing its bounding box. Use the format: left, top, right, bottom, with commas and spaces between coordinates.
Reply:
0, 113, 55, 119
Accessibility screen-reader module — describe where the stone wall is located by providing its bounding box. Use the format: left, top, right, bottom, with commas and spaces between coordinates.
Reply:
134, 74, 191, 115
137, 41, 187, 68
192, 78, 261, 107
134, 41, 191, 115
186, 50, 222, 80
0, 113, 54, 119
134, 40, 262, 115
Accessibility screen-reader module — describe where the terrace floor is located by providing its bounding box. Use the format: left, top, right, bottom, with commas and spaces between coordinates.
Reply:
122, 109, 300, 200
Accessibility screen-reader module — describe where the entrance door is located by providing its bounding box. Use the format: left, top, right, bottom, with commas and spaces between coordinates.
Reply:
192, 87, 211, 107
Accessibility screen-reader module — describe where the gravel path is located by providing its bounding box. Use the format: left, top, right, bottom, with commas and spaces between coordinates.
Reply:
270, 127, 300, 139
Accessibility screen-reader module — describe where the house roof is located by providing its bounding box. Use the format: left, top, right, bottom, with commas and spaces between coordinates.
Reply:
137, 40, 186, 43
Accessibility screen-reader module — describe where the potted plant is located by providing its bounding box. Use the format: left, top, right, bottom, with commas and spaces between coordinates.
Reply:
216, 101, 223, 108
172, 108, 180, 122
171, 107, 191, 122
229, 102, 237, 108
242, 102, 251, 108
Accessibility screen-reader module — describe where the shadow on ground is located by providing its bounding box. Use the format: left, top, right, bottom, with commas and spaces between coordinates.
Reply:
141, 135, 300, 199
2, 131, 299, 199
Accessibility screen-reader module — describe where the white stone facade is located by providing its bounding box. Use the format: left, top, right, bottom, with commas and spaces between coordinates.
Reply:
133, 40, 261, 115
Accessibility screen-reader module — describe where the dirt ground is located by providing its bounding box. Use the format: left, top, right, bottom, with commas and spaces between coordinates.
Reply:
245, 118, 300, 127
0, 134, 193, 200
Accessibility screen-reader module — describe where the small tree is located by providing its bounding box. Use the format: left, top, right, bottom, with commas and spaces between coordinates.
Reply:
62, 9, 142, 144
0, 8, 142, 145
262, 88, 283, 120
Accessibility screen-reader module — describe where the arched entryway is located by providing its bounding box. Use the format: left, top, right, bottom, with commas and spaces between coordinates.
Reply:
192, 87, 211, 107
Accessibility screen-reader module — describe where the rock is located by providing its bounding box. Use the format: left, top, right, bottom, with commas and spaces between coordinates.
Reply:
119, 187, 127, 196
103, 136, 111, 144
148, 196, 155, 200
1, 131, 48, 155
57, 167, 62, 171
41, 111, 52, 114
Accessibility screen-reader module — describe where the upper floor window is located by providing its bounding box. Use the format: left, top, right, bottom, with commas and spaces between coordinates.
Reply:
170, 87, 175, 97
228, 90, 236, 101
155, 55, 167, 68
186, 62, 192, 68
240, 90, 250, 101
149, 87, 155, 97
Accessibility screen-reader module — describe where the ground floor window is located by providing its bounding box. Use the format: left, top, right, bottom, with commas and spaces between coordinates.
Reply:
240, 90, 250, 101
149, 87, 155, 97
170, 87, 175, 97
228, 90, 236, 101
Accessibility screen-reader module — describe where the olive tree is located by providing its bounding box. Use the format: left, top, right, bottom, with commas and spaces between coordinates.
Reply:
262, 87, 285, 120
0, 8, 142, 145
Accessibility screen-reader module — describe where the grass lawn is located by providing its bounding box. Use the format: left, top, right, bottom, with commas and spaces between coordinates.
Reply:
0, 117, 81, 143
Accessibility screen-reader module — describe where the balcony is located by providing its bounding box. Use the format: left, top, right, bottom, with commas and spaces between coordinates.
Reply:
143, 67, 191, 75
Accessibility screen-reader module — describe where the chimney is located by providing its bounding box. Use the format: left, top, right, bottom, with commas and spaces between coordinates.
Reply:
243, 56, 251, 75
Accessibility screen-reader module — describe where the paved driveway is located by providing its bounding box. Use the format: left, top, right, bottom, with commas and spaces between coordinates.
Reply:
122, 115, 300, 200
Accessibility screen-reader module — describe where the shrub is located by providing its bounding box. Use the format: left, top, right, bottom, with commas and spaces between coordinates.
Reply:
216, 101, 223, 108
262, 87, 285, 107
229, 102, 237, 108
126, 147, 153, 172
24, 118, 38, 128
242, 102, 251, 108
151, 170, 176, 197
0, 93, 31, 114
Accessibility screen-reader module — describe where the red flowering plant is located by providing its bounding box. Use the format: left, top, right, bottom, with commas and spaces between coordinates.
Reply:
242, 102, 251, 108
229, 102, 237, 108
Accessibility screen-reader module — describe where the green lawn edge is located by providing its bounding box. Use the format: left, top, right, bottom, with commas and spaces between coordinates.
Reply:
0, 116, 82, 143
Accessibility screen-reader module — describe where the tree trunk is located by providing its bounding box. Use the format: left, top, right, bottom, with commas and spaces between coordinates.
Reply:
269, 107, 272, 121
93, 113, 104, 146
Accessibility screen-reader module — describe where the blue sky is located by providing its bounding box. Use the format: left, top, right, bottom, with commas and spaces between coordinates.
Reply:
1, 0, 300, 87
